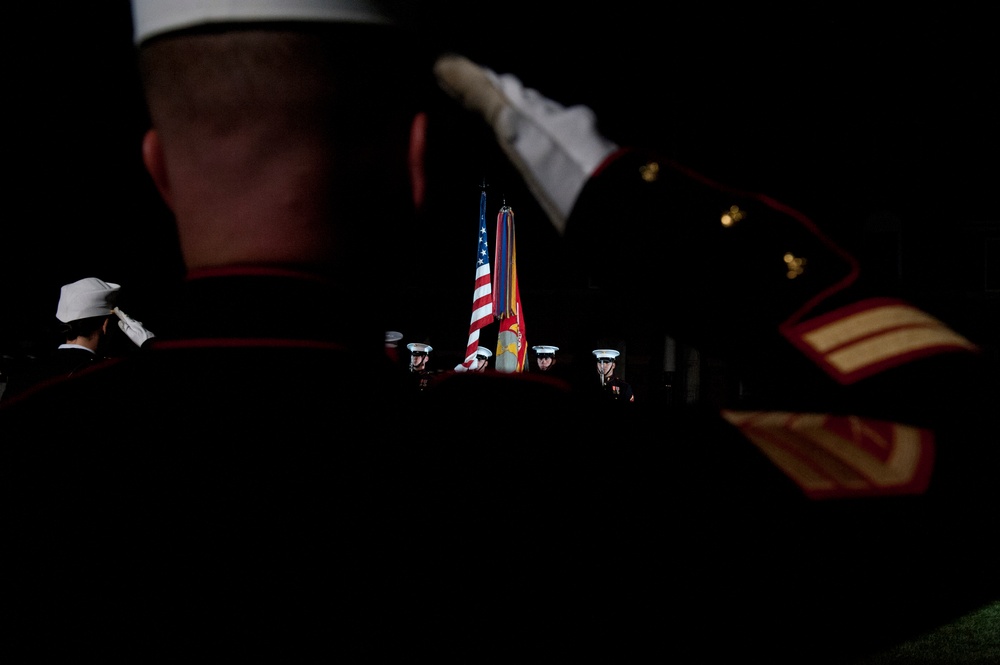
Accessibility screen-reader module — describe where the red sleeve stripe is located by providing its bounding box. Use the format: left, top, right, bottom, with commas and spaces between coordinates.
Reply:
722, 410, 935, 500
782, 297, 979, 384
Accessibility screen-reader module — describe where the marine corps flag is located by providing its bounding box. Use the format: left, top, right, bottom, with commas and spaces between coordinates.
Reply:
493, 204, 527, 373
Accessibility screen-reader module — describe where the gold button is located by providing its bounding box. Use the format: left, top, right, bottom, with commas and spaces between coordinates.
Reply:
784, 252, 807, 278
721, 205, 745, 227
639, 161, 659, 182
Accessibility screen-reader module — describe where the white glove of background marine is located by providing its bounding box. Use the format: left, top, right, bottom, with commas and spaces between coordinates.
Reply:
113, 307, 156, 347
434, 54, 619, 236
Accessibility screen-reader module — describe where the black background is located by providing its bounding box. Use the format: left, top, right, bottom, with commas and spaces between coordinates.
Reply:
4, 3, 998, 372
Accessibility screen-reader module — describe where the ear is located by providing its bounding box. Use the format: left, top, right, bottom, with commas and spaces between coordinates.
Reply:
142, 129, 174, 209
408, 111, 428, 211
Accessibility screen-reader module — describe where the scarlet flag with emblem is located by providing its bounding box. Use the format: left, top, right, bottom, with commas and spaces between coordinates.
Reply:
455, 187, 495, 371
493, 204, 527, 373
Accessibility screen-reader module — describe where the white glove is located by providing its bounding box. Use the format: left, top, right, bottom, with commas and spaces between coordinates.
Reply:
453, 351, 479, 372
113, 307, 156, 347
434, 54, 619, 235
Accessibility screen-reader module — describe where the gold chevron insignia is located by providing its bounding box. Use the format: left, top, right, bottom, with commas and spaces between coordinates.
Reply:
783, 297, 978, 384
721, 410, 934, 499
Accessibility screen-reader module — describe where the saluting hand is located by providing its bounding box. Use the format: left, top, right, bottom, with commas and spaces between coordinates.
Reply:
113, 307, 156, 348
434, 53, 619, 236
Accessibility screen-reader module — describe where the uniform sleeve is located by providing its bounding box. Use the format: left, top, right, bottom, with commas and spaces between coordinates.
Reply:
564, 146, 999, 500
566, 150, 987, 393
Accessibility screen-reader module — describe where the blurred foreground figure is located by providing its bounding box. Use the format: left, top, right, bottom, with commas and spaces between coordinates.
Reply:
1, 2, 580, 660
3, 4, 998, 664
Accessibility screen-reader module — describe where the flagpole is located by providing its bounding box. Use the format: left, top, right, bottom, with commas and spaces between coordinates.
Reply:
455, 179, 495, 372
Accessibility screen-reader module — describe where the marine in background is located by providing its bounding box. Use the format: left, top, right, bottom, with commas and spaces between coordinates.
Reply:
2, 277, 154, 400
531, 344, 559, 372
590, 348, 634, 403
406, 341, 436, 391
469, 346, 492, 372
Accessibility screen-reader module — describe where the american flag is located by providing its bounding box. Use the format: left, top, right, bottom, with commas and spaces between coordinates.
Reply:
455, 188, 495, 371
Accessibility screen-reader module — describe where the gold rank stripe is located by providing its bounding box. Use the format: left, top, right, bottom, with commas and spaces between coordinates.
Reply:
782, 297, 979, 384
721, 410, 935, 500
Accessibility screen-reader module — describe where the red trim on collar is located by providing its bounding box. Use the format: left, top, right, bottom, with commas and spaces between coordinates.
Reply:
185, 266, 332, 283
150, 338, 348, 351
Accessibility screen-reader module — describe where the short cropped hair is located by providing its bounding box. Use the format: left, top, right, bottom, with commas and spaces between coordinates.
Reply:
138, 23, 429, 152
58, 315, 109, 342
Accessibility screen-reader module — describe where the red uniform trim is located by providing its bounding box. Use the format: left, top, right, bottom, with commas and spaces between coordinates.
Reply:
722, 409, 936, 499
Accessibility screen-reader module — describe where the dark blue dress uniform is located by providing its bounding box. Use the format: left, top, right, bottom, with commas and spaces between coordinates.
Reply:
0, 268, 614, 659
591, 349, 635, 403
1, 268, 422, 657
4, 131, 998, 665
5, 181, 999, 661
601, 375, 634, 402
560, 147, 1000, 660
408, 367, 446, 393
571, 147, 990, 417
1, 346, 104, 400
